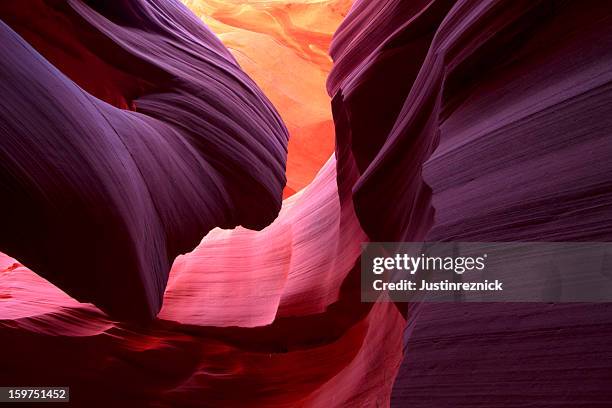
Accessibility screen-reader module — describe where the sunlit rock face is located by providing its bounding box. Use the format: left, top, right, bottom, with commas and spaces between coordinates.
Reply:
183, 0, 352, 195
0, 158, 404, 407
1, 0, 612, 407
1, 1, 402, 406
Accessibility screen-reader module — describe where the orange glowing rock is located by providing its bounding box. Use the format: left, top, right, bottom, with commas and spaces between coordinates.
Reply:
182, 0, 353, 195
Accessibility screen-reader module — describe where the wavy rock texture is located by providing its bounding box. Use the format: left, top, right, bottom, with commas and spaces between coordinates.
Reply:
0, 0, 288, 320
0, 158, 404, 407
183, 0, 352, 195
328, 0, 612, 406
1, 0, 612, 407
1, 1, 403, 405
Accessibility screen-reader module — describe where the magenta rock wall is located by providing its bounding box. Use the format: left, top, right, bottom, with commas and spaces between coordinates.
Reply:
1, 0, 611, 406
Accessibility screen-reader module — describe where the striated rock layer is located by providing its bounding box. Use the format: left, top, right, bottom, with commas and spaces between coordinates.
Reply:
1, 0, 612, 407
0, 157, 404, 407
182, 0, 352, 195
2, 4, 401, 406
0, 0, 288, 320
327, 0, 612, 406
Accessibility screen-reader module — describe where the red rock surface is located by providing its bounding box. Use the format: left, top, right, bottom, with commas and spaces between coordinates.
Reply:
2, 0, 612, 407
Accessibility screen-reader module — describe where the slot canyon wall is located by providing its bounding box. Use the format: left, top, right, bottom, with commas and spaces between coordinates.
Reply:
1, 0, 611, 407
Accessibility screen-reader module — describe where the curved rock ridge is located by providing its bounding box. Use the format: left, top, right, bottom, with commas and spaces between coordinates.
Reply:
0, 0, 289, 320
329, 0, 612, 243
1, 0, 612, 406
328, 0, 612, 406
0, 157, 404, 407
0, 4, 403, 405
328, 0, 456, 241
183, 0, 352, 194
